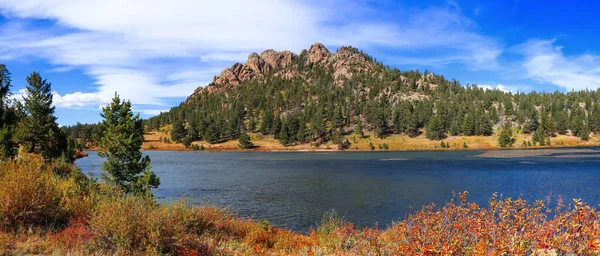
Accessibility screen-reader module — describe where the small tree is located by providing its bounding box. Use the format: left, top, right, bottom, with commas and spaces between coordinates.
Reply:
426, 115, 446, 140
238, 132, 254, 149
462, 142, 468, 148
498, 122, 515, 147
171, 119, 186, 142
98, 93, 160, 195
182, 136, 192, 148
580, 123, 590, 141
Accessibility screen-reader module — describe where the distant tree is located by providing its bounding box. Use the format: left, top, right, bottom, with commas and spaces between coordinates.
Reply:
498, 122, 515, 147
182, 136, 192, 148
461, 114, 476, 136
462, 141, 468, 148
449, 120, 461, 136
260, 110, 274, 135
580, 123, 590, 141
98, 93, 160, 195
238, 132, 254, 149
204, 123, 219, 144
354, 117, 364, 137
533, 126, 547, 146
426, 114, 446, 140
171, 119, 186, 142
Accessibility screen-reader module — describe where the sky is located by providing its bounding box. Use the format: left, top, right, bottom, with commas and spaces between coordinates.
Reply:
1, 0, 600, 125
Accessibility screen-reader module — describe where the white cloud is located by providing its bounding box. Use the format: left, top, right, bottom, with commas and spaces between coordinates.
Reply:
0, 0, 503, 113
479, 84, 522, 93
52, 91, 108, 108
515, 39, 600, 91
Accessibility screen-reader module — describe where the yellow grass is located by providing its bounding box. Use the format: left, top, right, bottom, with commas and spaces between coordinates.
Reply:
141, 130, 600, 152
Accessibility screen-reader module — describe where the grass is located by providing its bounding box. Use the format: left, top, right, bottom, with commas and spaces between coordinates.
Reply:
2, 154, 600, 255
140, 130, 600, 152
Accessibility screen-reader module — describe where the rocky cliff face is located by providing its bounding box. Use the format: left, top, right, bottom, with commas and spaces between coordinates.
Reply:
207, 42, 372, 89
190, 42, 437, 100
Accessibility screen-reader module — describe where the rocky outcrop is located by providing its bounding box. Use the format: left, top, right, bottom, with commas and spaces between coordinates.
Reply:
207, 42, 375, 89
306, 42, 331, 64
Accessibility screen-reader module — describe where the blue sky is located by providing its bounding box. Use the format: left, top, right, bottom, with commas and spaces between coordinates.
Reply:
1, 0, 600, 125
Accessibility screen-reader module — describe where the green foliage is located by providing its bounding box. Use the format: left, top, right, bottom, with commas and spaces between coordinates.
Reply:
238, 132, 254, 149
580, 123, 590, 141
498, 122, 516, 147
368, 141, 375, 151
426, 114, 446, 140
182, 136, 192, 148
14, 72, 69, 161
141, 47, 600, 147
171, 119, 186, 142
98, 93, 160, 195
462, 142, 468, 148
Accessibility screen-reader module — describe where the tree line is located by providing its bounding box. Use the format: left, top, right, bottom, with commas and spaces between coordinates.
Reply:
146, 48, 597, 148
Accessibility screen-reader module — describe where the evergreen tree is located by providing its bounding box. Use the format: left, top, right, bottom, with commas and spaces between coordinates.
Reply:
260, 110, 274, 135
204, 123, 219, 144
580, 123, 590, 141
98, 93, 160, 195
478, 113, 493, 136
0, 65, 15, 159
354, 116, 364, 137
426, 114, 446, 140
238, 132, 254, 149
171, 118, 186, 142
461, 114, 476, 136
449, 120, 461, 136
279, 118, 289, 145
498, 122, 515, 147
14, 72, 67, 160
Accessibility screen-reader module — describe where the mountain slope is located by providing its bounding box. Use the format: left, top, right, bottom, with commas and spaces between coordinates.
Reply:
146, 43, 600, 150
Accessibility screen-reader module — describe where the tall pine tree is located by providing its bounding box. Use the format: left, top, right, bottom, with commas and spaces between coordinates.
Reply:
98, 93, 160, 195
14, 72, 67, 160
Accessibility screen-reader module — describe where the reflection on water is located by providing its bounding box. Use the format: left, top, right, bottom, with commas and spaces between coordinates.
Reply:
76, 149, 600, 232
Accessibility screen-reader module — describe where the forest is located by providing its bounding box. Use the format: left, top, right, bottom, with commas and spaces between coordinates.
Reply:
145, 46, 598, 149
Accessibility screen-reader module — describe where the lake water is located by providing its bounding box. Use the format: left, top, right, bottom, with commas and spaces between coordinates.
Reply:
76, 148, 600, 232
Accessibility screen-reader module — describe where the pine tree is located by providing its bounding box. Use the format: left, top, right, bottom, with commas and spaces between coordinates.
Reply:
461, 113, 476, 136
0, 65, 15, 159
426, 114, 446, 140
98, 93, 160, 195
279, 118, 289, 146
498, 122, 515, 147
260, 110, 274, 135
14, 72, 67, 160
449, 120, 461, 136
171, 118, 186, 142
354, 116, 364, 137
478, 113, 493, 136
580, 123, 590, 141
238, 132, 254, 149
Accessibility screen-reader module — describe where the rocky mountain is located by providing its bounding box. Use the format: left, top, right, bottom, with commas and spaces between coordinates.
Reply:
192, 43, 386, 96
148, 42, 596, 148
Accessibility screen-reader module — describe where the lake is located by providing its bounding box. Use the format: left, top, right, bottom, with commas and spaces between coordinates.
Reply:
76, 148, 600, 232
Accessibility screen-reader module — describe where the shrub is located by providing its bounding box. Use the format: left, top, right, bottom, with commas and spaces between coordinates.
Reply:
369, 142, 375, 151
0, 154, 66, 229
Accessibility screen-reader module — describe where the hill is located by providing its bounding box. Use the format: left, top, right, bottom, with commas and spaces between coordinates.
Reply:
145, 43, 600, 151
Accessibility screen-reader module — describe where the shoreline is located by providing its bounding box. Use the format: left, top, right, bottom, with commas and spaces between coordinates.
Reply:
80, 131, 600, 155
